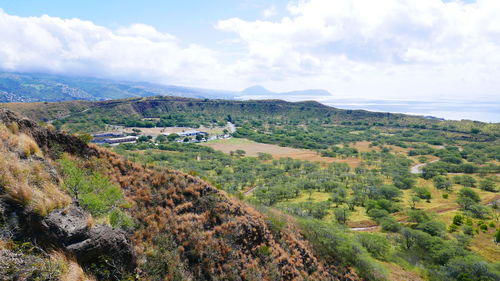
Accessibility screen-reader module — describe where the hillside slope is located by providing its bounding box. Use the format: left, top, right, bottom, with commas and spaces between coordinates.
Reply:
1, 96, 412, 133
0, 72, 237, 102
0, 109, 360, 280
3, 96, 497, 140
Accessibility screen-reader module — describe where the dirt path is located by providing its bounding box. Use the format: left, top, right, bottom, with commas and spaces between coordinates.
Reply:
244, 186, 258, 195
350, 226, 379, 231
411, 159, 439, 174
227, 122, 236, 133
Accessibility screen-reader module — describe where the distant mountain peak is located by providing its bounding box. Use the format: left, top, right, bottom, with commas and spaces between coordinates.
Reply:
239, 85, 331, 99
241, 85, 274, 95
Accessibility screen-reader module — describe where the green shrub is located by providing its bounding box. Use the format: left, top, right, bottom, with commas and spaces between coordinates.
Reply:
380, 217, 401, 232
448, 224, 459, 233
57, 155, 127, 225
367, 208, 390, 221
479, 178, 497, 192
297, 219, 388, 281
463, 225, 474, 236
416, 221, 446, 237
479, 223, 488, 232
443, 256, 500, 281
109, 209, 134, 229
407, 209, 431, 224
356, 233, 392, 261
413, 186, 432, 201
453, 214, 464, 226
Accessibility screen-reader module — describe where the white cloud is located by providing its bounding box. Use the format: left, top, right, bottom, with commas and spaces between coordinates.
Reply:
0, 9, 225, 86
217, 0, 500, 100
0, 1, 500, 101
262, 5, 277, 18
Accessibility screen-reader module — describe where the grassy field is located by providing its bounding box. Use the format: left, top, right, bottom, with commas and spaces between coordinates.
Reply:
201, 138, 361, 167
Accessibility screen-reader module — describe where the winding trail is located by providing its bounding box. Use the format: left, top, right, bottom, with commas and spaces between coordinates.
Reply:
244, 185, 258, 195
410, 159, 439, 174
227, 121, 236, 133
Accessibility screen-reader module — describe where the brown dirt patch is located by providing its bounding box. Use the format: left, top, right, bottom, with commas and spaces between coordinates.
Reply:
202, 138, 361, 167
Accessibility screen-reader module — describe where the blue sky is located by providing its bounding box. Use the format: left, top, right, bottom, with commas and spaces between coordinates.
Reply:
0, 0, 498, 106
0, 0, 288, 48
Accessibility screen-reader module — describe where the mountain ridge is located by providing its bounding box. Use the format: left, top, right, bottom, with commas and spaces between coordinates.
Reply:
0, 71, 332, 103
241, 85, 331, 98
0, 71, 238, 102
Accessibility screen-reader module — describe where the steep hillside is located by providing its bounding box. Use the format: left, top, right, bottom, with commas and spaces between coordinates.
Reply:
0, 109, 361, 280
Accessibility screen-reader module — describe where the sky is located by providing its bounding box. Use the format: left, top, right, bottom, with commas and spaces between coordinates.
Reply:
0, 0, 499, 103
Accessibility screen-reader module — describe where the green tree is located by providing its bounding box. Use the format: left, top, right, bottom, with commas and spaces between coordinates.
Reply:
433, 176, 452, 191
234, 149, 246, 157
458, 187, 481, 203
479, 178, 496, 192
155, 134, 167, 143
333, 208, 350, 225
413, 186, 432, 201
330, 188, 347, 207
453, 175, 477, 187
167, 133, 179, 142
409, 196, 421, 209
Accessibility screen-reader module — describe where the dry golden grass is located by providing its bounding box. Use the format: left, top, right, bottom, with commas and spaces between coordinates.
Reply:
0, 128, 71, 215
51, 252, 97, 281
86, 215, 95, 229
1, 124, 42, 158
202, 138, 361, 167
0, 240, 14, 250
17, 133, 42, 158
7, 122, 19, 134
469, 229, 500, 263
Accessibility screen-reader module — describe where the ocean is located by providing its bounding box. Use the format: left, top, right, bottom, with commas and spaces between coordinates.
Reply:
322, 99, 500, 123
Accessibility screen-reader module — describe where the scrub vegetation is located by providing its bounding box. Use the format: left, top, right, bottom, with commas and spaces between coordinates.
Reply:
1, 96, 499, 280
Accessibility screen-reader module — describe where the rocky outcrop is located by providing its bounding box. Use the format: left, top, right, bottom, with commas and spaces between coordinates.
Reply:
0, 201, 136, 276
36, 205, 135, 269
0, 108, 97, 158
0, 109, 134, 279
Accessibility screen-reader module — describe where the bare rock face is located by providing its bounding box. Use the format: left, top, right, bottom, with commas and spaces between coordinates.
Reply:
1, 202, 135, 277
37, 205, 135, 270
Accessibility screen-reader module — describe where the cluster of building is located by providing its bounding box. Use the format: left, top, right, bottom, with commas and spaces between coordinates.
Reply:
91, 133, 137, 145
91, 129, 232, 145
168, 130, 208, 138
